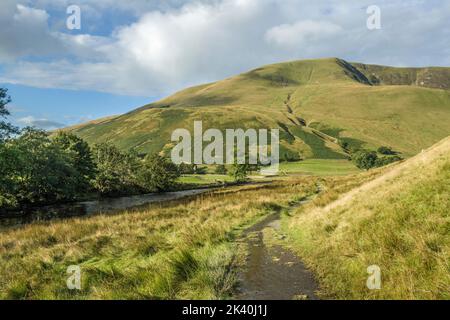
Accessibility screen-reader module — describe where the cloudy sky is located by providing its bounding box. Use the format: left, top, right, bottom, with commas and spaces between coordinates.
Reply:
0, 0, 449, 129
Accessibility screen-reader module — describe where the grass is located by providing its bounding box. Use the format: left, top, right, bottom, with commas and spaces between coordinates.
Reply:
67, 58, 450, 159
1, 137, 448, 300
280, 159, 360, 176
0, 179, 319, 299
281, 137, 450, 299
178, 174, 234, 185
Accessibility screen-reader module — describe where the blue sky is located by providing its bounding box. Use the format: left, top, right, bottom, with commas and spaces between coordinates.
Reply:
0, 0, 449, 129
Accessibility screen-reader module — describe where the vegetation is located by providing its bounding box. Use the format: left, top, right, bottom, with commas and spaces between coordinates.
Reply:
377, 146, 396, 155
139, 154, 180, 192
352, 150, 378, 170
0, 180, 318, 299
67, 58, 450, 159
283, 137, 450, 299
353, 150, 403, 170
279, 159, 359, 176
0, 88, 182, 211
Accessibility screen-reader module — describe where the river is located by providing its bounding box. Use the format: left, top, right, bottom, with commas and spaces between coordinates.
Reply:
0, 188, 214, 227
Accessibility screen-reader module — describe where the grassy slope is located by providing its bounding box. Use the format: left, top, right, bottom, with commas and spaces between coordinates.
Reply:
68, 58, 450, 159
283, 137, 450, 299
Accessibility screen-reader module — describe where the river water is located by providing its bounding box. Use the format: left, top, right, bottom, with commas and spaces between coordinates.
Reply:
0, 189, 213, 227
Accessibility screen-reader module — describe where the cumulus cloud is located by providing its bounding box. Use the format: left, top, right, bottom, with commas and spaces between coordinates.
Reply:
0, 0, 449, 96
265, 20, 343, 48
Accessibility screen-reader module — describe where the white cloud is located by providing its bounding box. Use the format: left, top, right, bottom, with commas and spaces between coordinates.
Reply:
265, 20, 343, 48
17, 115, 65, 129
0, 0, 449, 96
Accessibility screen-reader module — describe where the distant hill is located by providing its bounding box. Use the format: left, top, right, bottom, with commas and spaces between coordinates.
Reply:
286, 136, 450, 299
67, 58, 450, 160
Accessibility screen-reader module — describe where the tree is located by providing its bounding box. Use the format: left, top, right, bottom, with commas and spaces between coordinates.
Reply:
215, 164, 227, 175
7, 128, 80, 205
92, 143, 141, 196
375, 155, 403, 167
352, 150, 378, 170
229, 163, 249, 183
139, 154, 180, 192
53, 131, 96, 192
0, 88, 18, 142
377, 146, 396, 155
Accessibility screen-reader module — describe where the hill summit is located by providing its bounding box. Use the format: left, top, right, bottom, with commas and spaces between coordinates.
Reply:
67, 58, 450, 160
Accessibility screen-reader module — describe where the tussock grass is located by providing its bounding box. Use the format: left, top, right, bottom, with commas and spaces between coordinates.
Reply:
283, 137, 450, 299
0, 179, 318, 299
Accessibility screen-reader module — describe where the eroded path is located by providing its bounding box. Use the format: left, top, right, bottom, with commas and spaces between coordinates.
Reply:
237, 201, 319, 300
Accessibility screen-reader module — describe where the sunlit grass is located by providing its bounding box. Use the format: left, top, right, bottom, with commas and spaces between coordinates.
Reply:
0, 178, 318, 299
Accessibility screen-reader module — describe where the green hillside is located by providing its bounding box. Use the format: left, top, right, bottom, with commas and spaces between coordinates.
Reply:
67, 58, 450, 159
284, 136, 450, 299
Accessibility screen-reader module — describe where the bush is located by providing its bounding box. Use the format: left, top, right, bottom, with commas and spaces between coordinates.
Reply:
378, 146, 396, 155
178, 163, 195, 174
352, 150, 378, 170
92, 143, 141, 196
139, 154, 180, 192
2, 128, 82, 205
375, 156, 403, 167
215, 165, 227, 175
229, 163, 249, 182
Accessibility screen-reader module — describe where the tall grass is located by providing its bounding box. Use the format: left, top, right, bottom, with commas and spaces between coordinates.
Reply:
282, 138, 450, 299
0, 179, 317, 299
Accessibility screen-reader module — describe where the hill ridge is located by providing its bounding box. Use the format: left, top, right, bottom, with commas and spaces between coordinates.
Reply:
67, 58, 450, 159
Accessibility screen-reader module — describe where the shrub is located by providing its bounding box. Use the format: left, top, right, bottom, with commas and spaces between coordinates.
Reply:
375, 156, 403, 167
377, 146, 396, 155
139, 154, 180, 192
215, 165, 227, 175
352, 150, 378, 170
92, 143, 141, 196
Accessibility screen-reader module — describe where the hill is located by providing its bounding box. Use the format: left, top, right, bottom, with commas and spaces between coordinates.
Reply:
67, 58, 450, 160
284, 136, 450, 299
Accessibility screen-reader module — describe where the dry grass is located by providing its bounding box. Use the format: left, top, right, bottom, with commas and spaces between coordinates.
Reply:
0, 179, 318, 300
283, 137, 450, 299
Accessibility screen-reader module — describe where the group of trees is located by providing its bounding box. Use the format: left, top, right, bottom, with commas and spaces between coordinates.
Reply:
0, 88, 180, 211
352, 149, 403, 170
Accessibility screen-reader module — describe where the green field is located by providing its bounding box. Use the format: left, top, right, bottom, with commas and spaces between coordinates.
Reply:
66, 58, 450, 160
280, 159, 360, 176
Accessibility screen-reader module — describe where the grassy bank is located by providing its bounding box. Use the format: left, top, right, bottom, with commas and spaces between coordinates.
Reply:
0, 179, 318, 299
282, 137, 450, 299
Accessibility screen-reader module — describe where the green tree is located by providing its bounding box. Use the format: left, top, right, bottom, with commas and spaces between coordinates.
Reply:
377, 146, 396, 155
215, 164, 227, 175
229, 163, 249, 183
53, 132, 96, 190
0, 88, 18, 141
8, 128, 80, 205
92, 143, 141, 196
352, 150, 378, 170
139, 154, 180, 192
375, 155, 403, 167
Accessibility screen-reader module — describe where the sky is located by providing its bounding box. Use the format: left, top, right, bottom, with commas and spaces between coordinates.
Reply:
0, 0, 449, 129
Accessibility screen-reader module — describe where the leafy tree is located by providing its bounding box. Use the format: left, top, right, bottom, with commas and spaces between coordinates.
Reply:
92, 143, 141, 196
229, 163, 250, 183
377, 146, 396, 155
352, 150, 378, 170
215, 165, 227, 175
7, 128, 80, 205
0, 88, 18, 141
53, 131, 96, 192
139, 154, 180, 192
375, 155, 403, 167
178, 163, 196, 174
